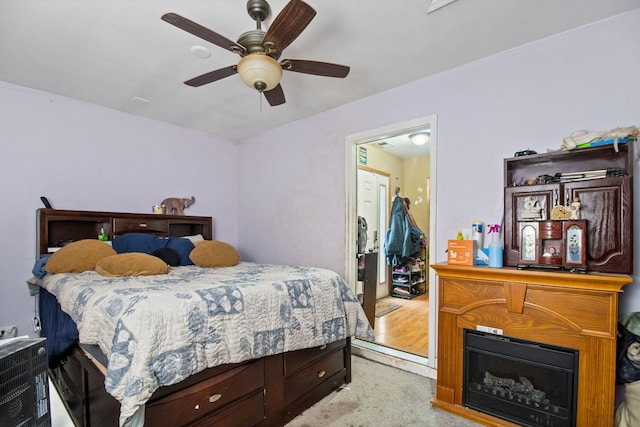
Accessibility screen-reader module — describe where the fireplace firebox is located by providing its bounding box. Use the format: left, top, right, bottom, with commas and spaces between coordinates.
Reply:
463, 330, 578, 427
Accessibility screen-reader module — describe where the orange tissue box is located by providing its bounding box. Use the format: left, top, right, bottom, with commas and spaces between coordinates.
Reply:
447, 240, 477, 265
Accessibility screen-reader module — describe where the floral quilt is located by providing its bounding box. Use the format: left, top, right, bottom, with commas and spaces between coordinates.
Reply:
41, 262, 373, 426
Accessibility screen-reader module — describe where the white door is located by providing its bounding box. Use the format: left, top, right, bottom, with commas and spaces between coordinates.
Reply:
357, 168, 389, 298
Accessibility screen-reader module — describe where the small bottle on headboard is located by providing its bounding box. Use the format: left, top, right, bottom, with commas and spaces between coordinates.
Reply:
98, 228, 108, 242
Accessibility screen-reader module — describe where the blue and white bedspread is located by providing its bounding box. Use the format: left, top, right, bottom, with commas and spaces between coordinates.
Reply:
41, 262, 374, 426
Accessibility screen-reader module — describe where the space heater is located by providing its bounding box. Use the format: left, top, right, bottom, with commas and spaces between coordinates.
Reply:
0, 338, 50, 427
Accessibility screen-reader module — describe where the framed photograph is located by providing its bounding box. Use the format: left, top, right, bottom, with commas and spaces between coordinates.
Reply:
514, 188, 554, 222
538, 220, 563, 266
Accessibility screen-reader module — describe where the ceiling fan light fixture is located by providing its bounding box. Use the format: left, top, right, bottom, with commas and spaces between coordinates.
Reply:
237, 54, 282, 92
409, 131, 430, 146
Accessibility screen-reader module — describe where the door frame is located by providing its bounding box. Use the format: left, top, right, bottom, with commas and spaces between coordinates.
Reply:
345, 114, 438, 370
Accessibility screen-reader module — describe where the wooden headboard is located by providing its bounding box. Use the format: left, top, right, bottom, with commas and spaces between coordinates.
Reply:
37, 208, 213, 257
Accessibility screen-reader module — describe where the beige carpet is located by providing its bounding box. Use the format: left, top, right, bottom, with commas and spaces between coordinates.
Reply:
285, 356, 482, 427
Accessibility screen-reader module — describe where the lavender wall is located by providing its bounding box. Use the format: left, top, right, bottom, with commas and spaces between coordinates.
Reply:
1, 9, 639, 342
238, 10, 640, 311
0, 83, 239, 337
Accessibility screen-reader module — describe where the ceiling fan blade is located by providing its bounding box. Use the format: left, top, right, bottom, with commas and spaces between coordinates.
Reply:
264, 84, 286, 106
263, 0, 316, 52
162, 13, 244, 54
184, 65, 238, 87
281, 59, 350, 78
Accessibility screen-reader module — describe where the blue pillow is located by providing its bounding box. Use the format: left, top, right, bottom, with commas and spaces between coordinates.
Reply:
112, 233, 195, 266
111, 233, 158, 254
165, 237, 195, 266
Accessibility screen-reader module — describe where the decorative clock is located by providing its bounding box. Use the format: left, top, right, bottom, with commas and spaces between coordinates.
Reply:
517, 219, 587, 272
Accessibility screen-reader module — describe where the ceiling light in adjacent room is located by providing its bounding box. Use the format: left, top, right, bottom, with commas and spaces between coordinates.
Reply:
237, 54, 282, 92
409, 131, 430, 146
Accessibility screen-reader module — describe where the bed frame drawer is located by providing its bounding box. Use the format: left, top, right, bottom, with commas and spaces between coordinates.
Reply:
112, 218, 168, 235
283, 348, 345, 405
190, 390, 265, 427
284, 339, 346, 375
49, 340, 351, 427
145, 359, 265, 427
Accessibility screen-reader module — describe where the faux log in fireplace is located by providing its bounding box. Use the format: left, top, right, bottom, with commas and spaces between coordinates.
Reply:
431, 263, 632, 427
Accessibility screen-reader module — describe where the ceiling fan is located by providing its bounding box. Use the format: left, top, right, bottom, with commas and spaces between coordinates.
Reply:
161, 0, 350, 106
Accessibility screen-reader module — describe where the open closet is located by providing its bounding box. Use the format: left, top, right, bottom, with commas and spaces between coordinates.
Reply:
385, 188, 427, 299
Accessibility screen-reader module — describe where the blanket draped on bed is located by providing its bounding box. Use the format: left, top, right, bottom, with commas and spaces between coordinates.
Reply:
40, 262, 373, 426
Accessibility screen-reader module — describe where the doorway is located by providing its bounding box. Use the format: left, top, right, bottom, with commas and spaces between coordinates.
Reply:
345, 115, 438, 373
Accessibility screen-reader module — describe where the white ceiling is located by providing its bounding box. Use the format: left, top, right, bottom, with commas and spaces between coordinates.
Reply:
1, 1, 638, 140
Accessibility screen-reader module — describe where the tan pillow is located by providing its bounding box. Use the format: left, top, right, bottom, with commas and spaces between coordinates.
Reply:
96, 253, 169, 277
46, 240, 117, 274
189, 240, 239, 268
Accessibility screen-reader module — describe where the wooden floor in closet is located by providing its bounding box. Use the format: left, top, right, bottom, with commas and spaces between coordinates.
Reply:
372, 293, 429, 356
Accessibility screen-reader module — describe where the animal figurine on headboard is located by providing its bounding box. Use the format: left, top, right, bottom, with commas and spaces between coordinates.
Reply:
161, 196, 195, 215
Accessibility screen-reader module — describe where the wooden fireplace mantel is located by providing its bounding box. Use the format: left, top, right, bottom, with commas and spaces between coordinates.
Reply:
430, 263, 633, 427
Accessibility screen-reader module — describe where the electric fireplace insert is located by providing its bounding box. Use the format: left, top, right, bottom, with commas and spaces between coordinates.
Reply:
463, 329, 578, 427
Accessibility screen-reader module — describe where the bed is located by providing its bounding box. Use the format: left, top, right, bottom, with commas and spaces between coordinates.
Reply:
33, 208, 373, 427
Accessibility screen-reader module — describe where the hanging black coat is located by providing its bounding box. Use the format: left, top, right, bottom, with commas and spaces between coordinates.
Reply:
384, 197, 421, 266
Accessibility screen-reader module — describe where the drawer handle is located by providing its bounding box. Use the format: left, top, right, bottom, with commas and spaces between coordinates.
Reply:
209, 393, 222, 403
317, 370, 326, 378
320, 344, 327, 350
139, 223, 148, 228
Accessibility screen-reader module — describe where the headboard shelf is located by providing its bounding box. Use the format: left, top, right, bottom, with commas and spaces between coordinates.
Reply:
37, 208, 213, 257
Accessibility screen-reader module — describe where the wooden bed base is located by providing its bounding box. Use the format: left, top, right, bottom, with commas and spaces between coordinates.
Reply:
49, 338, 351, 427
37, 209, 353, 426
